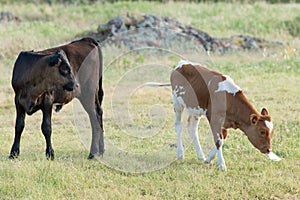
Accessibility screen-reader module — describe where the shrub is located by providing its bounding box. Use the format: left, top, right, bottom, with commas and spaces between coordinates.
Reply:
284, 15, 300, 37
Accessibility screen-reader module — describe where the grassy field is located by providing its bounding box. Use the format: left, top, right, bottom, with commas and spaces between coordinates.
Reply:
0, 1, 300, 199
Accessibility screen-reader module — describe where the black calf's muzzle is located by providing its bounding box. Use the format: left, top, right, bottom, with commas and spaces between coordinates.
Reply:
63, 82, 75, 91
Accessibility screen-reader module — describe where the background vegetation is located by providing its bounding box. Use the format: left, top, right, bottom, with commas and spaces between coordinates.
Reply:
1, 0, 300, 5
0, 1, 299, 199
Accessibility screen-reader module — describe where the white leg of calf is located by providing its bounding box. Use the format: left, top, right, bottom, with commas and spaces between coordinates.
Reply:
217, 139, 227, 171
174, 98, 184, 159
188, 115, 206, 161
175, 119, 184, 159
205, 146, 217, 163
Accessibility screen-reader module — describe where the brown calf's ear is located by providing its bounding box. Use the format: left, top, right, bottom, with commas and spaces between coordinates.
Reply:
250, 114, 258, 125
261, 108, 269, 115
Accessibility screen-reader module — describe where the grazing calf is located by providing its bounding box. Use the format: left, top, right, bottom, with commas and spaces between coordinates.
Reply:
10, 37, 104, 160
171, 60, 280, 170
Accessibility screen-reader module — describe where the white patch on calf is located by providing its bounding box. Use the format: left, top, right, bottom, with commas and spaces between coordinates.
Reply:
173, 85, 207, 116
216, 137, 226, 170
173, 86, 207, 117
176, 60, 199, 69
175, 96, 186, 109
264, 120, 274, 132
215, 75, 241, 95
186, 106, 207, 117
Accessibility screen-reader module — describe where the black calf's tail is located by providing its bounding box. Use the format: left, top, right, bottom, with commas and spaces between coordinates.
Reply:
97, 41, 104, 106
94, 40, 104, 130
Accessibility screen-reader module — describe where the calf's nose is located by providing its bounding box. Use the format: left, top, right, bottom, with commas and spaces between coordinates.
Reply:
63, 82, 75, 91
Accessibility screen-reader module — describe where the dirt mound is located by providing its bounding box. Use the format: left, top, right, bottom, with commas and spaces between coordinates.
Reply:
88, 14, 283, 53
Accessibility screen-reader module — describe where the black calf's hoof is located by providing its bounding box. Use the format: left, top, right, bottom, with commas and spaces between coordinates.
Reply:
88, 154, 95, 159
88, 151, 105, 159
99, 149, 105, 156
9, 150, 19, 159
46, 150, 55, 160
9, 154, 17, 159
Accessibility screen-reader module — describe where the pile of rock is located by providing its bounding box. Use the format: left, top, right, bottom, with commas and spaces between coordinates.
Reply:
90, 14, 282, 53
0, 12, 20, 24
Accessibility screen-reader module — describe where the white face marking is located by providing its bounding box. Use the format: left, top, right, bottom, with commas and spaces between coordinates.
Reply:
266, 152, 281, 161
215, 75, 242, 95
176, 60, 199, 69
264, 120, 274, 132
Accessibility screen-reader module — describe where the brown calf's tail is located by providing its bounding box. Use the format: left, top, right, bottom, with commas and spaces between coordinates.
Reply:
143, 82, 171, 87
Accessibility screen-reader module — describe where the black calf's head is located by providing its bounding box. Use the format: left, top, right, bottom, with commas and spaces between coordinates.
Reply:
15, 50, 78, 114
48, 50, 77, 91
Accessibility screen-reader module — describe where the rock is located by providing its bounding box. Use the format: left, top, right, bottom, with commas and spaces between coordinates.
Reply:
90, 14, 283, 53
0, 12, 21, 24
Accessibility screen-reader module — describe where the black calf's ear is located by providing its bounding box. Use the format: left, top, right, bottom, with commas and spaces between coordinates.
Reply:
250, 114, 258, 125
48, 53, 60, 67
261, 108, 269, 115
48, 50, 65, 67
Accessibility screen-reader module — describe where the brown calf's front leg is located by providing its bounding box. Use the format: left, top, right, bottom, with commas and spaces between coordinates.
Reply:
206, 117, 227, 170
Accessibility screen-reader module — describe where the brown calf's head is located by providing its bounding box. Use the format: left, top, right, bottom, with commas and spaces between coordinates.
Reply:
247, 108, 274, 154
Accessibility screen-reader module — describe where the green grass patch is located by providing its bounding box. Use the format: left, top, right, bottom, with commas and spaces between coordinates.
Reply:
284, 14, 300, 37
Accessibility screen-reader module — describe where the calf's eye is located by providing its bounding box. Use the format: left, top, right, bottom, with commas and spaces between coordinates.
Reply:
59, 64, 71, 76
260, 130, 266, 136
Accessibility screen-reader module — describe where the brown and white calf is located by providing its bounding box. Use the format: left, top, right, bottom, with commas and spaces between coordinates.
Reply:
170, 60, 280, 170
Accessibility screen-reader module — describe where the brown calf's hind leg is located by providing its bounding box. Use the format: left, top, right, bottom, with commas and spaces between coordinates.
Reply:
187, 115, 206, 161
173, 95, 184, 159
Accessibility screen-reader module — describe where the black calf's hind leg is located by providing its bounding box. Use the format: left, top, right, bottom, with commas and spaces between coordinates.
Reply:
9, 102, 26, 159
87, 111, 104, 159
79, 95, 104, 159
88, 96, 104, 159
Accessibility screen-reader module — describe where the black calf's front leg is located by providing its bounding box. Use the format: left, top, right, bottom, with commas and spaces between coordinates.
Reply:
41, 94, 55, 160
9, 102, 26, 159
